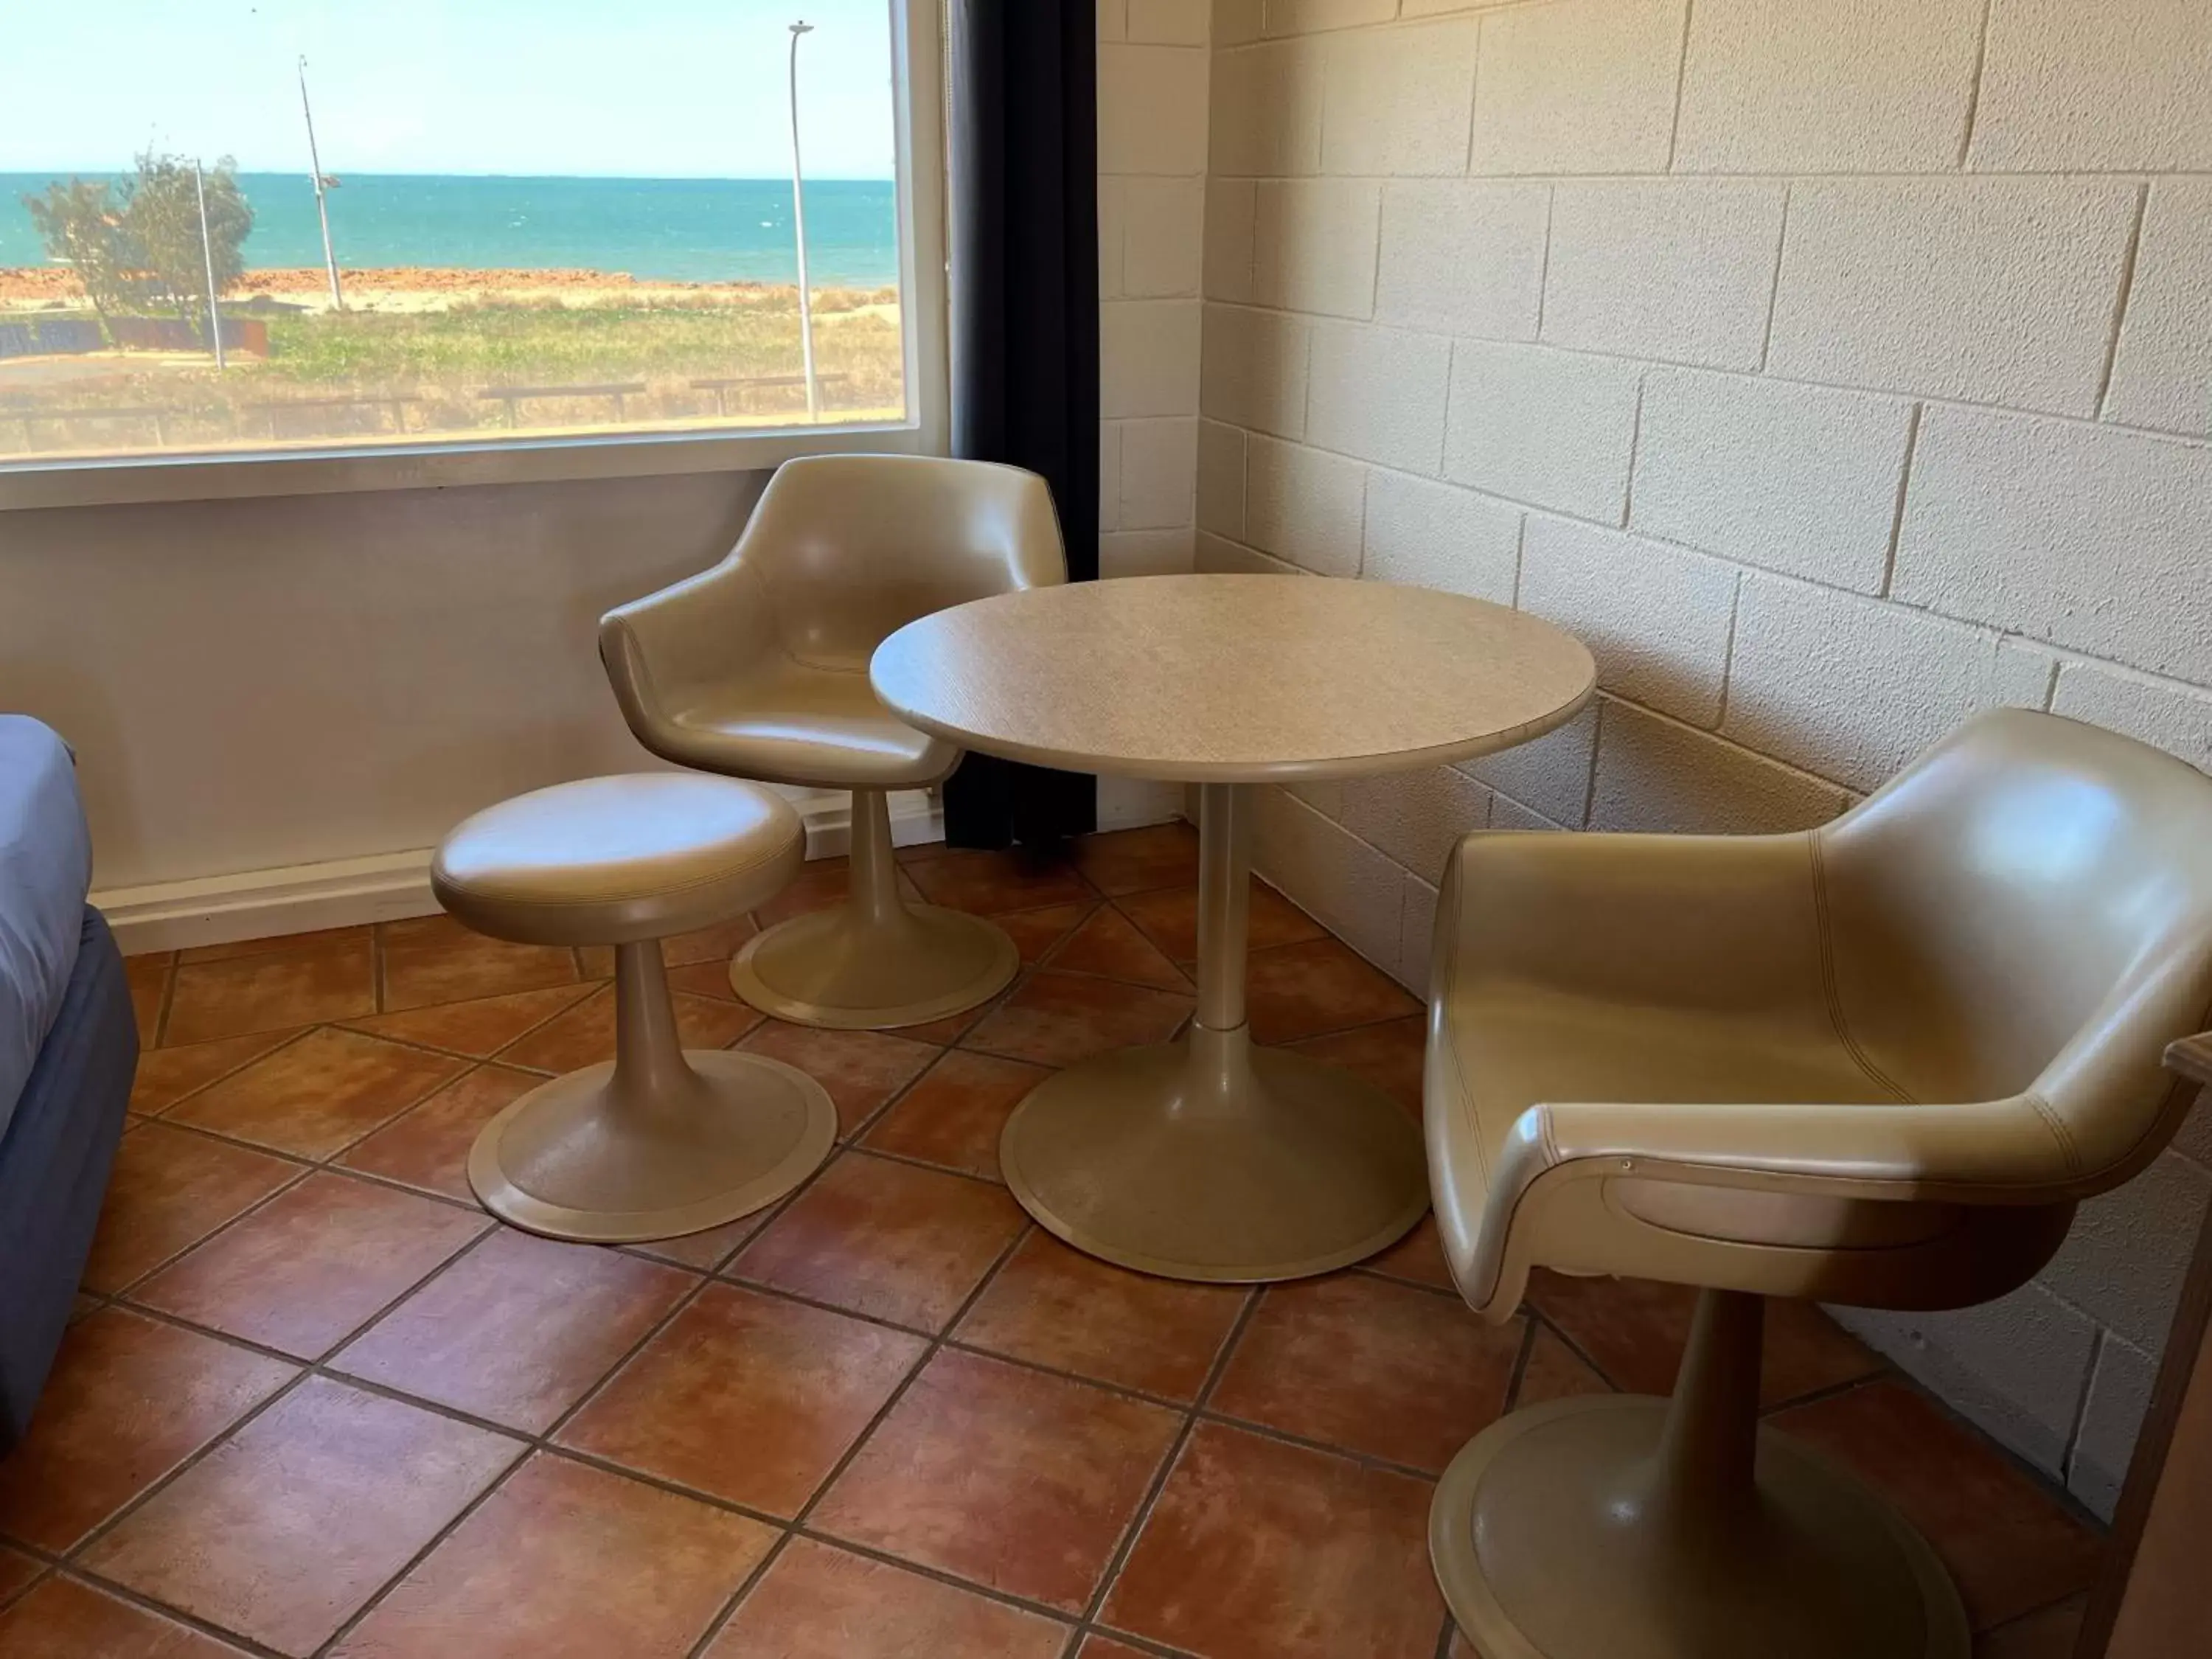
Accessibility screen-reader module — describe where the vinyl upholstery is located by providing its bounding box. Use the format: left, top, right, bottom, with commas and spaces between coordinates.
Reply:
1427, 710, 2212, 1322
599, 455, 1067, 790
431, 773, 803, 947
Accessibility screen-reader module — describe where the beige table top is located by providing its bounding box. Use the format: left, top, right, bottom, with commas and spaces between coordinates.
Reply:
869, 574, 1596, 783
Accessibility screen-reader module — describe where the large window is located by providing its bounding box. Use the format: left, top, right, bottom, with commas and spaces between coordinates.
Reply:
0, 0, 943, 504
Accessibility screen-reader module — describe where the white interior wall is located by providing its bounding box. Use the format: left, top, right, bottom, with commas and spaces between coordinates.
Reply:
1193, 0, 2212, 1517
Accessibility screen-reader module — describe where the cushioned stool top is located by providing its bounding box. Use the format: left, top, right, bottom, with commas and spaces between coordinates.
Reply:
432, 774, 804, 947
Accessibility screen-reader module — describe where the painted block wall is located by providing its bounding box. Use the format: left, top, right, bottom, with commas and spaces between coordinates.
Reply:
1193, 0, 2212, 1517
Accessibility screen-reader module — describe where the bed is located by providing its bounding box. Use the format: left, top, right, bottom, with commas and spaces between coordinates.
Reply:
0, 715, 135, 1450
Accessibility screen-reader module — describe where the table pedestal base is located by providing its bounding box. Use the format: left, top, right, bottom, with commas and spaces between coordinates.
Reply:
999, 1024, 1428, 1283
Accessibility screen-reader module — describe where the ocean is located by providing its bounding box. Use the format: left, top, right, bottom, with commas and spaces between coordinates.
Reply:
0, 173, 899, 287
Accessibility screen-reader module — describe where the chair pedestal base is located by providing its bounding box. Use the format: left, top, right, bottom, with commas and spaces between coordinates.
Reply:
727, 786, 1017, 1031
731, 900, 1018, 1031
1432, 1294, 1967, 1659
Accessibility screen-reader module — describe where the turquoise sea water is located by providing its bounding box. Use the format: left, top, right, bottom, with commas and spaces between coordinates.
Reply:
0, 173, 898, 286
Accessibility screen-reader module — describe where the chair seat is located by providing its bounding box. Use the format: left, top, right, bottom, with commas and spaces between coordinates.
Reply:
667, 660, 958, 791
432, 773, 804, 947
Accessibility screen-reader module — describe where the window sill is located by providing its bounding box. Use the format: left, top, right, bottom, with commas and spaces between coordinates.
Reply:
0, 416, 938, 512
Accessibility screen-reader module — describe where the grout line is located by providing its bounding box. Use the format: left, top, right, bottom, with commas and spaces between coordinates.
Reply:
1663, 0, 1695, 172
2093, 181, 2151, 420
1957, 0, 1998, 170
1879, 403, 1925, 599
1756, 180, 1791, 371
1712, 572, 1743, 729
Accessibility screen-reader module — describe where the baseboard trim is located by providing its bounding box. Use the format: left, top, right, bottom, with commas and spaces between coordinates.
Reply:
94, 787, 945, 956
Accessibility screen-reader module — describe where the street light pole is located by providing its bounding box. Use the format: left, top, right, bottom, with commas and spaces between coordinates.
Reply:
787, 19, 820, 420
194, 159, 226, 371
299, 57, 345, 310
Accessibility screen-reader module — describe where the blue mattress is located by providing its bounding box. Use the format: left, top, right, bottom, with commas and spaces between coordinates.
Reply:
0, 904, 134, 1449
0, 716, 92, 1141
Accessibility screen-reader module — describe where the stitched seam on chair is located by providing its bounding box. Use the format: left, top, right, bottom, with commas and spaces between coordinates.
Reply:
2023, 1089, 2081, 1178
1809, 830, 1916, 1105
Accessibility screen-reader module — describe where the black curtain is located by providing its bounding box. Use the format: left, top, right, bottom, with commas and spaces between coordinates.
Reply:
941, 0, 1100, 851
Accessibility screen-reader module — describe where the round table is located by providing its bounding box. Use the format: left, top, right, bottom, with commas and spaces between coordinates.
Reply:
871, 574, 1595, 1283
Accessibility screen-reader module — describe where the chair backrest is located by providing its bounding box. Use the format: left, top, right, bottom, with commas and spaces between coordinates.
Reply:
1823, 709, 2212, 1177
737, 455, 1066, 669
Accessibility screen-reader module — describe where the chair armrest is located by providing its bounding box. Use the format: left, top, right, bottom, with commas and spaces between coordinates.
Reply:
598, 555, 778, 742
1434, 827, 1827, 1015
2167, 1034, 2212, 1091
1452, 1091, 2080, 1315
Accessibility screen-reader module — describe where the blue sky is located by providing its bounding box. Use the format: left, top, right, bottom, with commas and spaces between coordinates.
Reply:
1, 0, 899, 178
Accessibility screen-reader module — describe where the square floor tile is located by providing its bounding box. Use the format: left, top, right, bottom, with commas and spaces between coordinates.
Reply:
1071, 823, 1200, 897
734, 1152, 1025, 1332
341, 984, 595, 1059
1526, 1270, 1881, 1408
956, 1230, 1247, 1402
706, 1537, 1068, 1659
1770, 1380, 2104, 1631
815, 1349, 1180, 1613
1244, 938, 1421, 1046
0, 1545, 38, 1607
1102, 1422, 1443, 1659
329, 1452, 774, 1659
125, 956, 170, 1047
496, 984, 760, 1074
338, 1065, 540, 1201
83, 1376, 521, 1658
0, 1308, 296, 1554
335, 1229, 692, 1434
179, 925, 372, 965
737, 1023, 940, 1136
558, 1281, 925, 1516
1363, 1214, 1455, 1292
995, 902, 1093, 966
1513, 1324, 1613, 1410
129, 1030, 300, 1118
167, 1029, 470, 1161
1211, 1276, 1522, 1474
1975, 1596, 2085, 1659
1048, 906, 1193, 991
1116, 881, 1325, 964
379, 914, 580, 1013
1287, 1015, 1427, 1117
862, 1049, 1050, 1181
0, 1576, 254, 1658
131, 1172, 487, 1360
164, 936, 375, 1046
905, 849, 1097, 915
963, 970, 1193, 1069
625, 1214, 771, 1272
81, 1124, 302, 1295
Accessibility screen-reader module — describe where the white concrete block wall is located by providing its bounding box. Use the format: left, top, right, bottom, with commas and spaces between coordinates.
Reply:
1199, 0, 2212, 1518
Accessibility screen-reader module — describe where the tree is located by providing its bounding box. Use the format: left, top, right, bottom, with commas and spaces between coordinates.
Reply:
21, 178, 136, 323
119, 154, 253, 341
20, 153, 254, 345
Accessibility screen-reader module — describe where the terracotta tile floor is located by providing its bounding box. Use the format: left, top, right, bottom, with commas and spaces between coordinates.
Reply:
2, 821, 2103, 1658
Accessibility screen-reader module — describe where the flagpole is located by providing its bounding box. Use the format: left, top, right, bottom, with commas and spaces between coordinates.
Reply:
194, 159, 226, 370
787, 19, 819, 420
299, 56, 344, 310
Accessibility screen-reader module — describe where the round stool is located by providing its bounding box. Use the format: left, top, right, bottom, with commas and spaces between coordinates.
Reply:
433, 773, 837, 1244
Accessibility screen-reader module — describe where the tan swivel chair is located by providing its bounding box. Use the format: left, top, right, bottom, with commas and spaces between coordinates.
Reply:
600, 454, 1067, 1030
1424, 709, 2212, 1659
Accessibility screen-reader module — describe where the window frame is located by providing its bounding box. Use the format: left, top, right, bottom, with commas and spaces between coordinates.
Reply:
0, 0, 949, 513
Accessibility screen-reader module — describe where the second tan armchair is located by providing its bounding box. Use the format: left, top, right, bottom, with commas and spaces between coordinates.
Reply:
1424, 709, 2212, 1659
600, 454, 1067, 1029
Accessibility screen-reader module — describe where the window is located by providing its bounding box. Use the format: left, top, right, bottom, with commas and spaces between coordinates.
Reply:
0, 0, 945, 508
